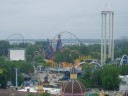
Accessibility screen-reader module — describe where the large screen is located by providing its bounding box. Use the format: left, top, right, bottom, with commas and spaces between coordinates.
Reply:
9, 49, 25, 61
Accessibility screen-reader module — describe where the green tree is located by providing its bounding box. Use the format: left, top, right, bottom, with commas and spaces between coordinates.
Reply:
40, 92, 51, 96
26, 44, 39, 62
0, 68, 8, 88
91, 68, 102, 87
0, 40, 10, 56
100, 65, 120, 90
79, 45, 89, 55
87, 44, 100, 59
79, 63, 95, 88
115, 42, 128, 58
119, 65, 128, 75
54, 48, 74, 63
34, 54, 45, 64
0, 57, 34, 86
35, 41, 48, 50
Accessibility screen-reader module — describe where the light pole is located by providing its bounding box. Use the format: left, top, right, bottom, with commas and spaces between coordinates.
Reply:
15, 68, 18, 88
15, 68, 19, 89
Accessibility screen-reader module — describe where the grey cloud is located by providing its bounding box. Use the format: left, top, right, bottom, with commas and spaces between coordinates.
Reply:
0, 0, 128, 39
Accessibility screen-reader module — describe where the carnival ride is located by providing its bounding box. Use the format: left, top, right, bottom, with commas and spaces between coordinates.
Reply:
76, 61, 101, 69
120, 55, 128, 65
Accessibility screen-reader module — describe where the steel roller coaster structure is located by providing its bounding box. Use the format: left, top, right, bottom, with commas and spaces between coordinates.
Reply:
7, 33, 24, 44
44, 31, 84, 60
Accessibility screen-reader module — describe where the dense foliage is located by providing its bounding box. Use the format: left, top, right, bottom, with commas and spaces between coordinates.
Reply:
0, 57, 33, 87
54, 48, 79, 63
79, 64, 128, 90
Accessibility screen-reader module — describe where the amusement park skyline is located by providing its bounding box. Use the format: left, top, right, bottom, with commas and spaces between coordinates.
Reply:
0, 0, 128, 39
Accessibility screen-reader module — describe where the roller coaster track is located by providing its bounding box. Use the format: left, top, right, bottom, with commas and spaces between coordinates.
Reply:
7, 33, 24, 43
76, 61, 101, 69
52, 31, 84, 45
120, 55, 128, 65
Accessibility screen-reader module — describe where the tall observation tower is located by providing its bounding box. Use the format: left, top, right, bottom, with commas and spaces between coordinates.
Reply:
101, 0, 114, 66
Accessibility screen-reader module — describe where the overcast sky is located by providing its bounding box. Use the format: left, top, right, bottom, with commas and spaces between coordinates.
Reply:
0, 0, 128, 40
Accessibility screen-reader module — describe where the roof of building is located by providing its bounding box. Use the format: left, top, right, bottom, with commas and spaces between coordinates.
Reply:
119, 75, 128, 79
61, 66, 85, 95
61, 79, 85, 95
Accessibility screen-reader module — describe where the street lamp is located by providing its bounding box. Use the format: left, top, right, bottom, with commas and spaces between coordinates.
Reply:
15, 68, 20, 89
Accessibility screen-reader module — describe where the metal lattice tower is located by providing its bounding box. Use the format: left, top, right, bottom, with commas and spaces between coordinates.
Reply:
101, 1, 114, 66
56, 34, 62, 52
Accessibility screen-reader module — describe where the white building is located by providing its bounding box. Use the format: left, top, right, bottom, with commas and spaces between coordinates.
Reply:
119, 75, 128, 92
9, 48, 26, 61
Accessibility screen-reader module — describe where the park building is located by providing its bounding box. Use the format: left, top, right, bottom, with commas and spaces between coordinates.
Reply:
119, 75, 128, 92
61, 66, 86, 96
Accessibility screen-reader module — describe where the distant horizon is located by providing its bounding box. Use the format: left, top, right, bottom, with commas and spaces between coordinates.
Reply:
1, 36, 128, 41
